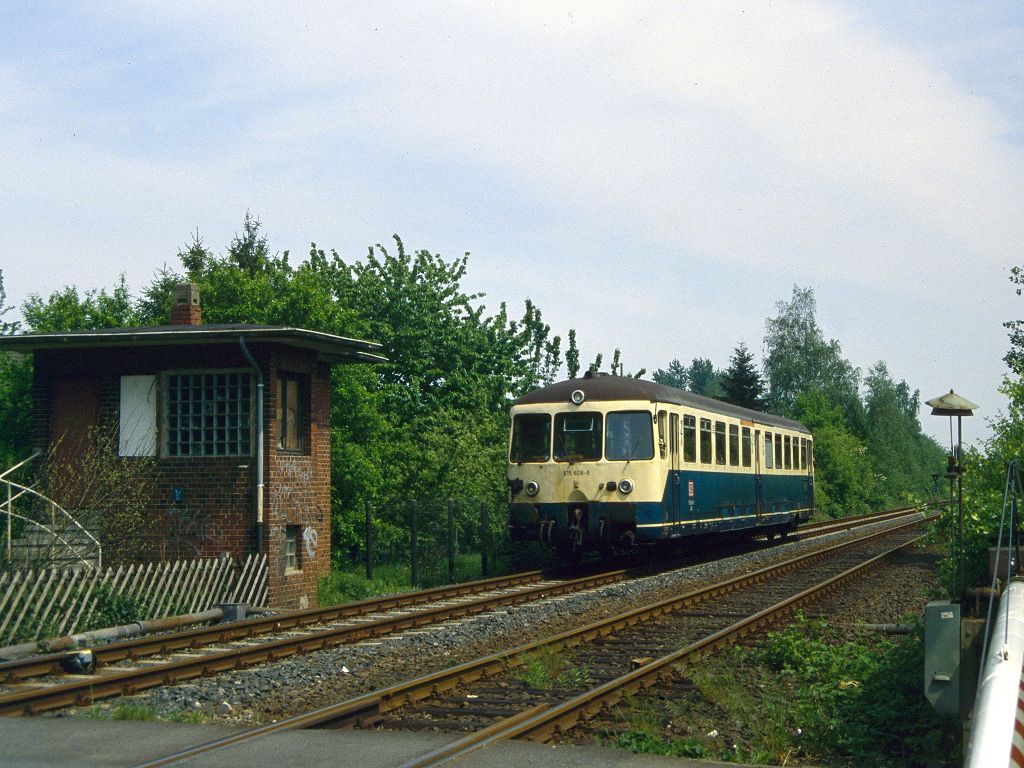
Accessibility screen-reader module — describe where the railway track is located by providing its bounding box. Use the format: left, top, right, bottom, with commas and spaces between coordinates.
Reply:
0, 504, 929, 717
133, 511, 934, 768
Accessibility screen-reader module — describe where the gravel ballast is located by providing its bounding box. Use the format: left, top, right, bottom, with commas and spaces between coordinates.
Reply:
68, 514, 941, 726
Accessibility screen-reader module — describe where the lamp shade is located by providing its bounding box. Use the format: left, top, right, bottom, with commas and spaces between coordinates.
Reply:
925, 389, 977, 417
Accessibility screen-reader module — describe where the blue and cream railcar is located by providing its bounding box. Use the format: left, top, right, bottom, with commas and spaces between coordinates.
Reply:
507, 373, 814, 555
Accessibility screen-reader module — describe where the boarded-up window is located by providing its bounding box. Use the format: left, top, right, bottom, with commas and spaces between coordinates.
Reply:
119, 375, 157, 457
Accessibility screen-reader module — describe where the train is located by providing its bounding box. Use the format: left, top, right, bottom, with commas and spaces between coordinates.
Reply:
507, 372, 814, 556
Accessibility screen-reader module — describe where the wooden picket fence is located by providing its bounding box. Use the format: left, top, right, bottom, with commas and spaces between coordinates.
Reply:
0, 554, 267, 646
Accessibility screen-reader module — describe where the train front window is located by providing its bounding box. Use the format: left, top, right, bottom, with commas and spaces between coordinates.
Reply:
510, 413, 551, 463
554, 412, 602, 462
606, 411, 654, 461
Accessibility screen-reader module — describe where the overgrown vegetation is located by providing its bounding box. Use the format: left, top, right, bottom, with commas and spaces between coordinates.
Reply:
944, 266, 1024, 596
517, 646, 590, 690
611, 614, 958, 766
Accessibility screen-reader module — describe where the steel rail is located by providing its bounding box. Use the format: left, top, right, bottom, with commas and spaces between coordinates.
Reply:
0, 567, 557, 681
131, 511, 935, 768
0, 503, 926, 686
0, 568, 634, 715
501, 530, 926, 745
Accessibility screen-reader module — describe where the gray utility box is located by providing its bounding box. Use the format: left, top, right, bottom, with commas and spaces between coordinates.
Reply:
924, 600, 961, 715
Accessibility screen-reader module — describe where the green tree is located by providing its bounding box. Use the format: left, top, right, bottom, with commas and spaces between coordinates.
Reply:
22, 276, 140, 332
652, 359, 688, 390
685, 358, 723, 398
763, 286, 862, 429
720, 343, 765, 410
795, 391, 875, 517
863, 363, 945, 507
565, 329, 581, 379
0, 272, 31, 469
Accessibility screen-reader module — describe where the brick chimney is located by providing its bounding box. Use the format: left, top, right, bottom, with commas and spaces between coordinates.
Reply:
170, 283, 202, 325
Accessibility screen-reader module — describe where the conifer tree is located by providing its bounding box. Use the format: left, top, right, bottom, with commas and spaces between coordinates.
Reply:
721, 343, 765, 410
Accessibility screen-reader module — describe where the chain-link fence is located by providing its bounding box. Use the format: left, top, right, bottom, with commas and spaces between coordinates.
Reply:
360, 498, 513, 587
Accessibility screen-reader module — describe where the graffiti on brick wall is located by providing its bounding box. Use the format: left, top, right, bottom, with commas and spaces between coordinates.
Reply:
302, 526, 318, 560
287, 505, 321, 561
160, 505, 226, 559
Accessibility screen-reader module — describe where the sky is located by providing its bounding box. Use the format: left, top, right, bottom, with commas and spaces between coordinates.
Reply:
1, 1, 1022, 448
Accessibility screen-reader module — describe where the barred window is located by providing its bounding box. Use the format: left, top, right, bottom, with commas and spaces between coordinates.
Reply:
285, 525, 301, 570
165, 371, 252, 457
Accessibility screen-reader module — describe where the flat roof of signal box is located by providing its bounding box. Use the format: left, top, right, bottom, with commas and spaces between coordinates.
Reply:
0, 324, 387, 365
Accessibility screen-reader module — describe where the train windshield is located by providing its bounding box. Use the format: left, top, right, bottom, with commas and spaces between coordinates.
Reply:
605, 411, 654, 461
510, 413, 552, 462
554, 412, 602, 462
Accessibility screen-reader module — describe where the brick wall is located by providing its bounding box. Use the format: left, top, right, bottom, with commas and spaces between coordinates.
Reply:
264, 349, 332, 610
32, 341, 335, 610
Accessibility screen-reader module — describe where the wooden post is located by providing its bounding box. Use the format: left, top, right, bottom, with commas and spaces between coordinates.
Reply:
447, 499, 456, 583
410, 501, 419, 588
365, 500, 374, 581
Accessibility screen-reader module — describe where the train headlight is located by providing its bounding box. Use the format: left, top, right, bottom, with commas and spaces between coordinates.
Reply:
570, 389, 585, 405
618, 478, 634, 495
525, 481, 540, 497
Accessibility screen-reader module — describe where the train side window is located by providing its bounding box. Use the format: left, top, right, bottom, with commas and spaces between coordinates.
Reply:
742, 426, 752, 467
807, 440, 813, 470
774, 433, 783, 470
657, 410, 668, 458
792, 437, 799, 470
700, 418, 712, 464
714, 421, 726, 465
800, 438, 807, 470
784, 435, 792, 469
764, 432, 774, 469
683, 415, 696, 462
728, 424, 739, 467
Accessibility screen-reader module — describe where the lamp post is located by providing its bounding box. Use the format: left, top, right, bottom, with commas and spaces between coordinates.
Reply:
925, 389, 977, 600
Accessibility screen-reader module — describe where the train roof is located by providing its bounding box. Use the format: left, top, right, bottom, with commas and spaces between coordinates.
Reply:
513, 374, 811, 434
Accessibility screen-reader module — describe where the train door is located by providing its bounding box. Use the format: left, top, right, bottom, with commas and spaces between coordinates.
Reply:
669, 412, 681, 527
754, 428, 763, 521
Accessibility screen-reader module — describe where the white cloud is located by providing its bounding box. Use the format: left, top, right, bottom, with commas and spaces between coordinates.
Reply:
3, 0, 1022, 445
131, 0, 1021, 293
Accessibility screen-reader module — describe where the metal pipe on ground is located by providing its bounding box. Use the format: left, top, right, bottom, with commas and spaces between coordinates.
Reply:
861, 623, 914, 635
0, 607, 224, 661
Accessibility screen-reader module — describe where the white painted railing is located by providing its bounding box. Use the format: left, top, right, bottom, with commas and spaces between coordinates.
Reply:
0, 553, 268, 646
1, 452, 101, 570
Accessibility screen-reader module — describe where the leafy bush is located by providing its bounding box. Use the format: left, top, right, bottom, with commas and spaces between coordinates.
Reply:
83, 583, 147, 631
616, 614, 958, 766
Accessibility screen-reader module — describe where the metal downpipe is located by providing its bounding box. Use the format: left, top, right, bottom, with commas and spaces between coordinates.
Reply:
239, 337, 265, 555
